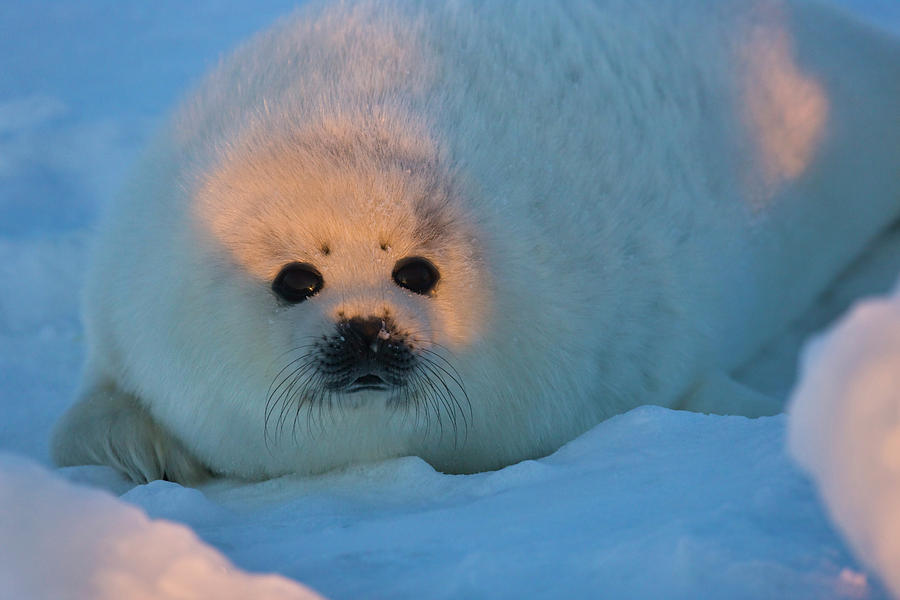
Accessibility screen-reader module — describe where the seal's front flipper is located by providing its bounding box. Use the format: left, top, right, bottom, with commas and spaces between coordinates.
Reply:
678, 371, 782, 417
51, 381, 210, 485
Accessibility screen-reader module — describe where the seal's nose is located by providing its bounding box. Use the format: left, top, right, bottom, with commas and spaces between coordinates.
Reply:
344, 316, 386, 351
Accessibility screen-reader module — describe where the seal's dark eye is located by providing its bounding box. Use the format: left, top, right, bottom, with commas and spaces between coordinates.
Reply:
392, 256, 439, 295
272, 262, 323, 304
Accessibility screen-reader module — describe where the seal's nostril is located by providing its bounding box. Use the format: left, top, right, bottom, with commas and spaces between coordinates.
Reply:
347, 316, 385, 345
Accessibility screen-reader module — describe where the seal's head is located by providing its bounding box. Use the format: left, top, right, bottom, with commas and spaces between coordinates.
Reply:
189, 116, 491, 455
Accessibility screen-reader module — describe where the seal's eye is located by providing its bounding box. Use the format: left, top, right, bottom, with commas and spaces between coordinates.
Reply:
392, 256, 439, 295
272, 262, 323, 304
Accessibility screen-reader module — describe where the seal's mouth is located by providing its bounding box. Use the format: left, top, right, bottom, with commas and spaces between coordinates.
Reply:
346, 374, 390, 393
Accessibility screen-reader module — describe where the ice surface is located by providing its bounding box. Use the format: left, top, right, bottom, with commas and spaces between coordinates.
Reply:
1, 1, 899, 599
788, 285, 900, 598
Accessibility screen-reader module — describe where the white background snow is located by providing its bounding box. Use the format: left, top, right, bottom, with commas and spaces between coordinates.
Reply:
1, 2, 899, 599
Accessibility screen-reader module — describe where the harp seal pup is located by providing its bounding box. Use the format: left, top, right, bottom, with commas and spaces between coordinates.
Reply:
52, 0, 900, 484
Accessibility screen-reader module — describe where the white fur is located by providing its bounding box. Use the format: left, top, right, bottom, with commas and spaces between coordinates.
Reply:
52, 0, 900, 482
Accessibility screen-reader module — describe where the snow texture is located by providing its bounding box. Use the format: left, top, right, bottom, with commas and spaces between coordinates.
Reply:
789, 283, 900, 598
1, 1, 899, 599
0, 453, 320, 600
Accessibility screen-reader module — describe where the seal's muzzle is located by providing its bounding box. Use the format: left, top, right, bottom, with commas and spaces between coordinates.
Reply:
321, 316, 415, 392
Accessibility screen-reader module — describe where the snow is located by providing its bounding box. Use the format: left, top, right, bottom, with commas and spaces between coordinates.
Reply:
1, 2, 899, 599
29, 409, 885, 599
789, 285, 900, 598
0, 453, 320, 600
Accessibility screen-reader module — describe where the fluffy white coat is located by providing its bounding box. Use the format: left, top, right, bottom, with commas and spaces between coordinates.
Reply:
53, 0, 900, 482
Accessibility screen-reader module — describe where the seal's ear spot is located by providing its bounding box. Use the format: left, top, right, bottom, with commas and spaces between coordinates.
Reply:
392, 257, 439, 295
272, 262, 324, 303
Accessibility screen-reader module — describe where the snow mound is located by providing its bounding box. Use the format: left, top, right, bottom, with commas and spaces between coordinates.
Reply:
788, 285, 900, 597
0, 453, 322, 600
102, 408, 874, 600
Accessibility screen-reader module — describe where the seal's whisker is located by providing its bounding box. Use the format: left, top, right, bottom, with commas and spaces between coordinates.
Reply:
265, 358, 316, 447
417, 359, 465, 446
419, 348, 467, 387
266, 359, 314, 419
424, 368, 445, 442
266, 352, 316, 400
419, 355, 471, 435
281, 362, 320, 441
408, 376, 423, 435
268, 340, 319, 364
420, 364, 456, 436
301, 372, 327, 439
279, 369, 308, 443
267, 359, 315, 422
266, 356, 314, 419
413, 367, 434, 440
